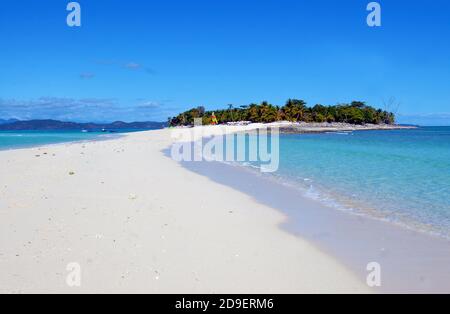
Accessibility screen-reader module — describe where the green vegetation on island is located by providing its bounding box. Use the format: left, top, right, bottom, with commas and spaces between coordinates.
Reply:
168, 100, 395, 126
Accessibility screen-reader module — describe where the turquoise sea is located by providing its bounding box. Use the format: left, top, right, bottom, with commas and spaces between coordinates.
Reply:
0, 129, 150, 151
4, 127, 450, 238
240, 127, 450, 238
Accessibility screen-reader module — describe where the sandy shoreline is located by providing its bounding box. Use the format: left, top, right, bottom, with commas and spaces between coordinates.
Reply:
0, 127, 370, 293
254, 121, 416, 133
180, 155, 450, 293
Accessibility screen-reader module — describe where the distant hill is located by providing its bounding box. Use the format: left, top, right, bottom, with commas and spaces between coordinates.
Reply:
0, 119, 167, 131
0, 119, 19, 125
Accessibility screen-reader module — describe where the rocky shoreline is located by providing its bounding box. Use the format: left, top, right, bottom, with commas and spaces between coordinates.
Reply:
275, 122, 417, 134
223, 121, 418, 134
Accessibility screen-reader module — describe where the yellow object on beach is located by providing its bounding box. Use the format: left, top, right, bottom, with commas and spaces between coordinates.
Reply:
211, 112, 218, 125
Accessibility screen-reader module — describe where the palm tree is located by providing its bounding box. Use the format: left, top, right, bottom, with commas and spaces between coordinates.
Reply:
259, 102, 277, 123
248, 104, 259, 122
283, 99, 294, 121
289, 99, 306, 122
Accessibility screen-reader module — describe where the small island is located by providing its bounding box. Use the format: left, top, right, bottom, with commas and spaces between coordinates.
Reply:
169, 100, 396, 126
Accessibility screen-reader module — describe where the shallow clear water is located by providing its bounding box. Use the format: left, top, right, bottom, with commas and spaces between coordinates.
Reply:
0, 130, 113, 150
0, 129, 163, 151
0, 129, 159, 150
239, 127, 450, 238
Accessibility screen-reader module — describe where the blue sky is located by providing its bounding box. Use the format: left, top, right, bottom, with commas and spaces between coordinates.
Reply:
0, 0, 449, 124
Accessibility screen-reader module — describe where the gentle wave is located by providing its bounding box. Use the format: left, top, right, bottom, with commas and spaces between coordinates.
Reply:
227, 127, 450, 239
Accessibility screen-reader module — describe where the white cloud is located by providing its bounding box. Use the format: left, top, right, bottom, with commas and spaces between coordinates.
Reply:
0, 97, 173, 122
125, 62, 142, 70
397, 112, 450, 126
80, 72, 95, 79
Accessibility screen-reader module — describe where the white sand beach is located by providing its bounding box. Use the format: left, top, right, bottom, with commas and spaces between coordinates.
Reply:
3, 0, 449, 296
0, 127, 370, 294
